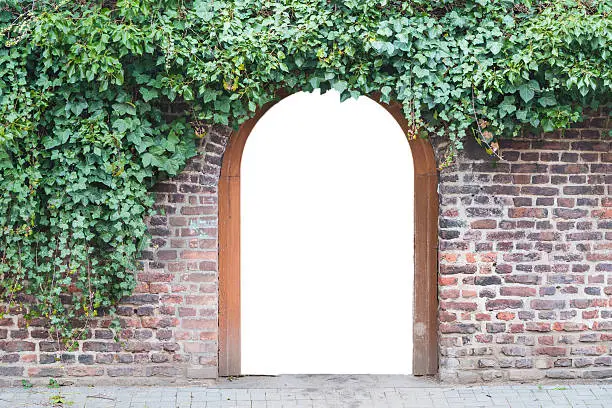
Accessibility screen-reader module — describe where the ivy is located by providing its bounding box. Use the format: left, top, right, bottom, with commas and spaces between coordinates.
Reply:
1, 0, 610, 342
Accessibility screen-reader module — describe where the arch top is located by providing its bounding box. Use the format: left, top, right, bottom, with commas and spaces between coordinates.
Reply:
220, 93, 438, 181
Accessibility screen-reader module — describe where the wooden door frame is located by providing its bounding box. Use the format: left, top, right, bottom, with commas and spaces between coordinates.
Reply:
218, 94, 439, 376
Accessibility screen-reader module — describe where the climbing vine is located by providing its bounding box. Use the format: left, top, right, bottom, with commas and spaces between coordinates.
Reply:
1, 0, 610, 342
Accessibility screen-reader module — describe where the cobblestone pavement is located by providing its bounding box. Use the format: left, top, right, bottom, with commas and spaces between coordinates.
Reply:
1, 376, 611, 408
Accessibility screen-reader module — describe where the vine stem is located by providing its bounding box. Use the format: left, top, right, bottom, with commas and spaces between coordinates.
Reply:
471, 85, 503, 161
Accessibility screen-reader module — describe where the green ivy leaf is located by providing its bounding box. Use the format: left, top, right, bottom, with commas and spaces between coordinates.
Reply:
112, 119, 129, 133
517, 80, 541, 103
538, 96, 556, 107
141, 153, 153, 167
139, 88, 159, 102
381, 86, 392, 99
214, 98, 231, 113
332, 80, 348, 94
489, 41, 502, 55
499, 96, 517, 118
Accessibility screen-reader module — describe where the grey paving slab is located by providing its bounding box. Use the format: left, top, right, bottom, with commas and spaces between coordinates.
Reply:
1, 377, 612, 407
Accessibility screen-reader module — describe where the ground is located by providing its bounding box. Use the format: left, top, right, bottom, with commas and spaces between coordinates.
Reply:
1, 375, 611, 407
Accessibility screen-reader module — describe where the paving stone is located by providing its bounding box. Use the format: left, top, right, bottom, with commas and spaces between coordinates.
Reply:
2, 380, 612, 407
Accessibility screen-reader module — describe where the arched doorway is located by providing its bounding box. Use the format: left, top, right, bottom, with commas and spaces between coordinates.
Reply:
218, 92, 438, 376
241, 90, 412, 374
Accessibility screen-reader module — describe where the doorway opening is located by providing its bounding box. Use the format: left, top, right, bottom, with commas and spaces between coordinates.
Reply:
218, 91, 438, 377
240, 90, 413, 374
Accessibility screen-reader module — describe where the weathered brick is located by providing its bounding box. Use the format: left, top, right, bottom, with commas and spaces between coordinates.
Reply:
508, 208, 548, 218
181, 319, 216, 330
475, 276, 502, 286
3, 341, 35, 352
0, 367, 24, 376
486, 323, 506, 333
440, 323, 477, 334
504, 275, 539, 285
521, 186, 558, 196
500, 287, 536, 297
536, 347, 567, 357
501, 346, 526, 357
83, 342, 122, 353
466, 208, 503, 217
483, 186, 520, 195
526, 322, 551, 332
486, 231, 525, 241
486, 299, 523, 310
531, 300, 565, 310
571, 141, 609, 151
554, 208, 588, 219
511, 163, 549, 173
513, 197, 532, 207
28, 367, 66, 377
440, 264, 477, 275
122, 294, 160, 305
470, 219, 497, 229
564, 185, 604, 195
583, 369, 612, 379
515, 359, 533, 369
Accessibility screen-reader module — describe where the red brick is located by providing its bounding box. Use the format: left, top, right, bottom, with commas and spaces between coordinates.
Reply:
440, 264, 477, 275
587, 253, 612, 262
486, 299, 523, 310
530, 300, 565, 310
470, 219, 497, 229
149, 283, 170, 293
499, 287, 537, 297
508, 208, 548, 218
438, 277, 458, 286
137, 273, 175, 283
161, 295, 183, 304
3, 341, 35, 352
185, 295, 216, 305
182, 319, 216, 330
553, 322, 589, 331
440, 289, 460, 299
440, 323, 477, 334
509, 324, 524, 333
496, 312, 515, 321
441, 253, 458, 262
183, 342, 217, 353
593, 209, 612, 219
526, 322, 551, 332
536, 347, 567, 357
67, 367, 105, 377
462, 289, 477, 298
181, 250, 216, 260
180, 206, 216, 215
440, 301, 477, 311
538, 336, 554, 345
439, 312, 457, 322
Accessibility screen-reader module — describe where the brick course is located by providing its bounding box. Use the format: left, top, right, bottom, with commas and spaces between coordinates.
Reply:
0, 111, 610, 385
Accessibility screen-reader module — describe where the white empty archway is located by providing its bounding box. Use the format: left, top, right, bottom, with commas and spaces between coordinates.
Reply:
240, 90, 414, 374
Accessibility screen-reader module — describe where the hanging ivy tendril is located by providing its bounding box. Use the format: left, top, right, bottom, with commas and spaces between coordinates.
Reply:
0, 0, 610, 344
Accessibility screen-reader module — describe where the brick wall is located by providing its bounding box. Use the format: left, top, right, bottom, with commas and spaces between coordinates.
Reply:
0, 110, 610, 385
0, 125, 231, 386
438, 111, 611, 382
